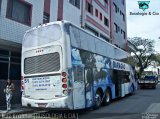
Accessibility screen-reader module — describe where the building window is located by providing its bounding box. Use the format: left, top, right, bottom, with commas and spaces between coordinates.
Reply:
118, 26, 120, 32
98, 0, 108, 6
122, 30, 125, 39
69, 0, 80, 9
100, 34, 109, 42
104, 0, 108, 4
86, 1, 93, 14
44, 0, 50, 23
122, 0, 125, 5
43, 12, 50, 24
104, 17, 109, 27
6, 0, 32, 26
95, 9, 98, 17
100, 12, 102, 20
114, 23, 120, 33
0, 0, 2, 13
85, 25, 99, 36
0, 49, 21, 80
122, 12, 125, 21
113, 3, 118, 13
120, 11, 125, 21
123, 31, 126, 39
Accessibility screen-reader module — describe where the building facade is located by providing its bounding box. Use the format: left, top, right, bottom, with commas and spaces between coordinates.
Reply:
0, 0, 127, 106
0, 0, 54, 106
110, 0, 127, 50
57, 0, 127, 49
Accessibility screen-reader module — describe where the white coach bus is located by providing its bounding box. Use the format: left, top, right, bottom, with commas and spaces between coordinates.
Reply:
21, 21, 137, 109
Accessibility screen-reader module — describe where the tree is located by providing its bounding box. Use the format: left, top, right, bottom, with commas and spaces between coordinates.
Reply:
128, 37, 160, 77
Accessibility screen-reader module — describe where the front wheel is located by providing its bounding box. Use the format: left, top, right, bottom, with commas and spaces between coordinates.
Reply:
102, 89, 111, 106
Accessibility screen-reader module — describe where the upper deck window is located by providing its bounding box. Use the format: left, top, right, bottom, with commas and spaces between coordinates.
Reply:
23, 24, 62, 48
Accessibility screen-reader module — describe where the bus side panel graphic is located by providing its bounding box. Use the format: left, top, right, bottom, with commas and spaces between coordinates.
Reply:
71, 47, 115, 107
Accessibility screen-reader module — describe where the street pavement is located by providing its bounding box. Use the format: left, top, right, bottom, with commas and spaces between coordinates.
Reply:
0, 84, 160, 119
0, 104, 34, 118
79, 83, 160, 119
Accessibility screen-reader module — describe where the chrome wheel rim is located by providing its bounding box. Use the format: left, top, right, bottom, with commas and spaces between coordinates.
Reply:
96, 93, 101, 107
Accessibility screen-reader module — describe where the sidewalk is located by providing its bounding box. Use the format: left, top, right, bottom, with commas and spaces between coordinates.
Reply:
0, 104, 34, 118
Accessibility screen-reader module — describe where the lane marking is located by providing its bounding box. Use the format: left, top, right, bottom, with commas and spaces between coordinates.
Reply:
145, 103, 160, 113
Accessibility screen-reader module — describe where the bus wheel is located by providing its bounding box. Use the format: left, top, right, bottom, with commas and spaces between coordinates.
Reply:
102, 89, 111, 106
95, 90, 102, 109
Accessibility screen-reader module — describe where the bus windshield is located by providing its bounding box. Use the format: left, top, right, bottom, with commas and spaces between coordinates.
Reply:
23, 24, 62, 48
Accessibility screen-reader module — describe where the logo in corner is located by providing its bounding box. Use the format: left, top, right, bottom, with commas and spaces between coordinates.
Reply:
138, 1, 150, 11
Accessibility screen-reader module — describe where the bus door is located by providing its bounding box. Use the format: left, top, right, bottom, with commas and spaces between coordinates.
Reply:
113, 70, 122, 97
123, 72, 130, 95
84, 68, 94, 108
72, 65, 85, 109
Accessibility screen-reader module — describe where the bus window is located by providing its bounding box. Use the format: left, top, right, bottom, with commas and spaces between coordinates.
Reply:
124, 72, 130, 83
23, 24, 62, 48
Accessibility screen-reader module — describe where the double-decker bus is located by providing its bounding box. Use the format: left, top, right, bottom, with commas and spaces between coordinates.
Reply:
21, 21, 137, 109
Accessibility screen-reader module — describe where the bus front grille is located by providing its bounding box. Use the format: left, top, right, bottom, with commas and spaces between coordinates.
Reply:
24, 52, 60, 74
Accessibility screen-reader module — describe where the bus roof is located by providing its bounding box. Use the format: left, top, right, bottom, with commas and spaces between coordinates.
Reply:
24, 20, 129, 58
26, 20, 129, 55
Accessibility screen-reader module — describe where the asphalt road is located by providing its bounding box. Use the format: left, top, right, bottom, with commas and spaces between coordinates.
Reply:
47, 84, 160, 119
79, 84, 160, 119
35, 83, 160, 119
4, 84, 160, 119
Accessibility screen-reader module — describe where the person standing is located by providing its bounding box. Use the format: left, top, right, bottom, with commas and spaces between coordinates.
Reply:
4, 79, 14, 111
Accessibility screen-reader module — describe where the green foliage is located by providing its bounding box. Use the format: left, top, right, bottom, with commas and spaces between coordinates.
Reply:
128, 37, 160, 77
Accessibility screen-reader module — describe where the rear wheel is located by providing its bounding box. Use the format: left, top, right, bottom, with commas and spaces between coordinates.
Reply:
102, 89, 111, 106
94, 90, 102, 109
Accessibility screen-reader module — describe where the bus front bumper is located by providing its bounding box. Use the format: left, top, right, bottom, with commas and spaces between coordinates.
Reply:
22, 96, 71, 109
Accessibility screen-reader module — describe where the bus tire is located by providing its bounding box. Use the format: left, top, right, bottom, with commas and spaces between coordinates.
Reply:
94, 90, 102, 109
102, 89, 111, 106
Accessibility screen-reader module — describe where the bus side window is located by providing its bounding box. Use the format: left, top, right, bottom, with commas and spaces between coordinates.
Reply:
111, 70, 120, 84
124, 72, 130, 83
109, 69, 117, 84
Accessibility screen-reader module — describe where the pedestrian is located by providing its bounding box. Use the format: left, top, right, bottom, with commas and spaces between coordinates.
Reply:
4, 79, 14, 111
